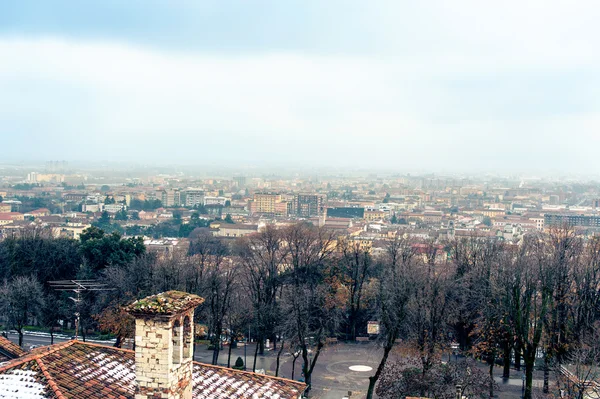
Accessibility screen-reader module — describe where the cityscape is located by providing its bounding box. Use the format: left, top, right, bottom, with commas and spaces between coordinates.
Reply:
1, 1, 600, 399
2, 162, 600, 398
1, 162, 600, 247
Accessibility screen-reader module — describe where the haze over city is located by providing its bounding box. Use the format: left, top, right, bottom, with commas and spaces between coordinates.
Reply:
1, 1, 599, 173
3, 3, 600, 399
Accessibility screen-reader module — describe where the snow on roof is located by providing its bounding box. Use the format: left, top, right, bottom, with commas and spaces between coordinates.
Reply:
0, 340, 305, 399
0, 366, 54, 399
192, 363, 304, 399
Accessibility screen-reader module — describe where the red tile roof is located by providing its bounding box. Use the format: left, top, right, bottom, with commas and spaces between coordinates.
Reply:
0, 340, 305, 399
0, 336, 26, 363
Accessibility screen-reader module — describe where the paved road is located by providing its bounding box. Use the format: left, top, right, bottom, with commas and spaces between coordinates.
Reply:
5, 332, 71, 347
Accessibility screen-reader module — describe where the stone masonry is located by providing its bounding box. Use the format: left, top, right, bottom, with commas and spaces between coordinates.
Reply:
126, 291, 204, 399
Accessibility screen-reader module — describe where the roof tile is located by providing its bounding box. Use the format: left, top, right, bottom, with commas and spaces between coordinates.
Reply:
0, 340, 305, 399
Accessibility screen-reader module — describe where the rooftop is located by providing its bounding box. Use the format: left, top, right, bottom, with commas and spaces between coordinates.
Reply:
0, 340, 306, 399
0, 336, 26, 364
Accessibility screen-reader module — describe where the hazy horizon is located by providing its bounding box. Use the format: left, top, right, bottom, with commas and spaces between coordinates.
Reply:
1, 1, 599, 173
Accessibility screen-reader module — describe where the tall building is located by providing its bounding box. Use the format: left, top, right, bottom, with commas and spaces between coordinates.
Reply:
158, 189, 181, 207
233, 176, 247, 187
294, 194, 326, 217
544, 213, 600, 228
184, 189, 205, 207
27, 172, 38, 183
274, 201, 292, 217
251, 193, 281, 215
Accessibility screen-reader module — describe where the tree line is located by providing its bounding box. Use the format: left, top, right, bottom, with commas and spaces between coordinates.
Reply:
1, 224, 600, 399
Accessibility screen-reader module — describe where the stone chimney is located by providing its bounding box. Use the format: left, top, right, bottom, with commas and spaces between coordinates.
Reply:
126, 291, 204, 399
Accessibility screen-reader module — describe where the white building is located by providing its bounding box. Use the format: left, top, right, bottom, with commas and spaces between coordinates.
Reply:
204, 196, 228, 206
185, 189, 205, 207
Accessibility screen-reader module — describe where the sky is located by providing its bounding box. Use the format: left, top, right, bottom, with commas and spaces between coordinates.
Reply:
0, 1, 599, 174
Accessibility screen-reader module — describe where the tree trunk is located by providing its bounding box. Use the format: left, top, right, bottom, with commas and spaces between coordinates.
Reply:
301, 347, 311, 392
253, 341, 259, 372
524, 356, 535, 399
18, 330, 23, 347
50, 328, 54, 345
543, 351, 550, 394
292, 355, 298, 380
515, 348, 522, 371
366, 344, 393, 399
503, 344, 511, 380
275, 340, 285, 377
212, 336, 221, 365
227, 335, 234, 368
114, 335, 122, 348
488, 353, 495, 398
259, 338, 265, 355
303, 341, 324, 394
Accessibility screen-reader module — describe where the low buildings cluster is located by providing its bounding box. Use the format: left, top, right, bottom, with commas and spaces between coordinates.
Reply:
2, 168, 600, 246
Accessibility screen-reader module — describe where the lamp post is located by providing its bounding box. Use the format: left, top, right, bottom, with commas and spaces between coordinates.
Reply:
244, 325, 249, 371
522, 372, 526, 399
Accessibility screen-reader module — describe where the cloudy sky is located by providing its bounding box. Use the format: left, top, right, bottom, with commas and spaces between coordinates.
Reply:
1, 1, 599, 173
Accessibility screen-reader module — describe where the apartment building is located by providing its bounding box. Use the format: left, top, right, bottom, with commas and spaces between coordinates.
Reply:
250, 193, 281, 215
293, 193, 326, 217
204, 196, 228, 206
184, 189, 204, 207
158, 189, 181, 207
544, 213, 600, 228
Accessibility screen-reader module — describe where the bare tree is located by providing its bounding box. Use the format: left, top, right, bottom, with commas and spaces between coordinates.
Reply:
366, 235, 417, 399
542, 227, 582, 392
376, 356, 494, 399
466, 238, 505, 397
281, 223, 338, 393
570, 236, 600, 350
187, 230, 227, 294
337, 237, 373, 341
237, 225, 287, 355
203, 255, 238, 365
406, 240, 454, 397
508, 235, 553, 399
555, 324, 600, 399
0, 275, 45, 346
225, 289, 252, 368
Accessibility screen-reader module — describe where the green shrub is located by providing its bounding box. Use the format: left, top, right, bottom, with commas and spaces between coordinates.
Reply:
232, 356, 244, 370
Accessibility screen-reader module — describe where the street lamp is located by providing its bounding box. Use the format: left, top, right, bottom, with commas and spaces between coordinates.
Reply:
244, 326, 248, 371
521, 373, 526, 399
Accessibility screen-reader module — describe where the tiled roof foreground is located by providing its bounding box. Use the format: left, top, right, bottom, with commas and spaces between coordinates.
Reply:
0, 336, 27, 363
0, 340, 305, 399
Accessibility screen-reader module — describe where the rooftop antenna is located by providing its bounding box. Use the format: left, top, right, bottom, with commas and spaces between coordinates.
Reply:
48, 280, 115, 341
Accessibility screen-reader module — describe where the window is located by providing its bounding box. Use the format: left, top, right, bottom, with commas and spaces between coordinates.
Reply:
183, 316, 192, 359
172, 319, 182, 364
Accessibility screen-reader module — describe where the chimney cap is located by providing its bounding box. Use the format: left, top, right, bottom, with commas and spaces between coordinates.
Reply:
125, 290, 204, 317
